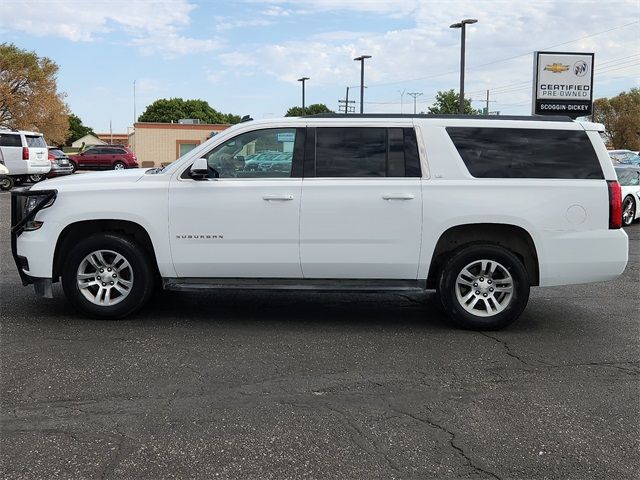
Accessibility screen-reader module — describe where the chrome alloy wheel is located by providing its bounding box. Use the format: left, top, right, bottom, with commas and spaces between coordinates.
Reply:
455, 259, 514, 317
76, 250, 134, 306
113, 162, 126, 170
622, 197, 635, 226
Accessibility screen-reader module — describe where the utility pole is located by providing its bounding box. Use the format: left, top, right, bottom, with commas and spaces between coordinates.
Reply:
353, 55, 372, 114
133, 80, 136, 124
398, 89, 406, 114
338, 86, 355, 114
407, 92, 423, 114
486, 89, 489, 115
297, 77, 309, 115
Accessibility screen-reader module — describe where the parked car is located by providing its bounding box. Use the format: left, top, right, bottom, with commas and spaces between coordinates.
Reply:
615, 166, 640, 226
609, 149, 640, 166
47, 148, 74, 178
10, 115, 629, 330
0, 129, 51, 183
70, 145, 138, 172
0, 149, 14, 191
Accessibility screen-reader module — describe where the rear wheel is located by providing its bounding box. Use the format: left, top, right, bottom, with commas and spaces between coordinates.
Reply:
69, 160, 78, 173
28, 174, 45, 183
437, 245, 530, 330
113, 161, 126, 170
62, 233, 154, 318
0, 177, 13, 191
622, 196, 636, 226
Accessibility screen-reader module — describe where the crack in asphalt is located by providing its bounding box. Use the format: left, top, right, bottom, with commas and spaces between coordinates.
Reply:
479, 332, 535, 368
388, 407, 502, 480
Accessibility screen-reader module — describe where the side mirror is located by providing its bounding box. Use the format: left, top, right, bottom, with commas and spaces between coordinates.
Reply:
190, 157, 209, 180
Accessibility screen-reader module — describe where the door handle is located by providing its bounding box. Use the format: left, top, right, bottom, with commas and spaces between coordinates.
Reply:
262, 194, 294, 201
382, 193, 414, 200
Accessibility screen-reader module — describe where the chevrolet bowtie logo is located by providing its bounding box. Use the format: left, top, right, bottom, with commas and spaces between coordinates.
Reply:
544, 63, 569, 73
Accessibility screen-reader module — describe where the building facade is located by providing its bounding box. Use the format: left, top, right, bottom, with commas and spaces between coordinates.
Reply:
128, 122, 230, 167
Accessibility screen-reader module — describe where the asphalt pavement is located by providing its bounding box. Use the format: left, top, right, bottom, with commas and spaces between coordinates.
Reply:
1, 190, 638, 479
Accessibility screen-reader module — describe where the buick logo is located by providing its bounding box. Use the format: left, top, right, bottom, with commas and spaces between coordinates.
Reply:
574, 60, 589, 77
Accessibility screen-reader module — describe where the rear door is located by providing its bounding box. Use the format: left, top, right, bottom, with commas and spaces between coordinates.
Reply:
300, 126, 423, 279
24, 134, 50, 170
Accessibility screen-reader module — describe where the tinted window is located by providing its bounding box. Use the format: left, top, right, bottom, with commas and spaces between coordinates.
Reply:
203, 128, 297, 178
447, 127, 604, 179
25, 135, 46, 148
0, 134, 22, 147
314, 127, 421, 178
49, 149, 65, 157
616, 168, 640, 186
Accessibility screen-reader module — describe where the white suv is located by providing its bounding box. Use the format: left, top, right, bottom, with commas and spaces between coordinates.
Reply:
10, 115, 629, 330
0, 129, 51, 181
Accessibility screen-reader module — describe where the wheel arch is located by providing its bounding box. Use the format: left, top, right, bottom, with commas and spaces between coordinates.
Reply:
426, 223, 539, 288
53, 219, 159, 281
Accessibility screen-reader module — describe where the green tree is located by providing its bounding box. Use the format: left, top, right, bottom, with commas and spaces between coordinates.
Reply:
66, 113, 94, 146
138, 97, 241, 124
593, 88, 640, 150
427, 89, 479, 115
285, 103, 333, 116
0, 43, 69, 144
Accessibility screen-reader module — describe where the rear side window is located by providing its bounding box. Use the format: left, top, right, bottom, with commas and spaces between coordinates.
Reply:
0, 134, 22, 147
314, 127, 421, 177
25, 135, 46, 148
447, 127, 604, 179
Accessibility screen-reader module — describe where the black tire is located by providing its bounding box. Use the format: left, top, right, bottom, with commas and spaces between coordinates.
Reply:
0, 177, 13, 191
437, 244, 530, 330
28, 174, 45, 183
113, 161, 126, 170
622, 195, 636, 226
62, 233, 155, 319
69, 160, 78, 173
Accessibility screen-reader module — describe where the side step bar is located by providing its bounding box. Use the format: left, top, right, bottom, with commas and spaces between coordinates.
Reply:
163, 278, 426, 293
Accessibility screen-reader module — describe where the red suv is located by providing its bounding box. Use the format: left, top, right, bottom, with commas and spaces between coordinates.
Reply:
70, 145, 138, 172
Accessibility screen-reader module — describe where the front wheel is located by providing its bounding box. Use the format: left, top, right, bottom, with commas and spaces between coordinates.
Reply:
437, 245, 530, 330
69, 160, 78, 173
62, 233, 155, 318
622, 196, 636, 226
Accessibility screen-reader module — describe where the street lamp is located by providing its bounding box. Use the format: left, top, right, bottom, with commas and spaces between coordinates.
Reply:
450, 18, 477, 114
353, 55, 372, 114
297, 77, 309, 115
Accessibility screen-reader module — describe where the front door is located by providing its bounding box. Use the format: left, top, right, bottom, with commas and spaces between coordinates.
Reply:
300, 126, 423, 279
169, 127, 304, 278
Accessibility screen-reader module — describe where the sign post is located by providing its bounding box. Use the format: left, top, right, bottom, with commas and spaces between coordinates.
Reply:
532, 51, 594, 119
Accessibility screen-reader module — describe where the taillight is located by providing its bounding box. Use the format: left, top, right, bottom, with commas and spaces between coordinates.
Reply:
607, 180, 622, 229
22, 147, 29, 160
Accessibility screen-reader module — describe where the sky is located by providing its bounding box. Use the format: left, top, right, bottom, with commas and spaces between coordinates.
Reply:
1, 0, 639, 133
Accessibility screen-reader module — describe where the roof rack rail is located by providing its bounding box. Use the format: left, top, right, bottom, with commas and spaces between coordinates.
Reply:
305, 113, 573, 122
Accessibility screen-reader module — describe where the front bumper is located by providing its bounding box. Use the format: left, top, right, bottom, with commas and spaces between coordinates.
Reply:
11, 188, 57, 296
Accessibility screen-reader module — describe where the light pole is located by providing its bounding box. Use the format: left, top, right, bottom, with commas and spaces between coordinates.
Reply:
353, 55, 371, 114
297, 77, 309, 115
407, 92, 423, 114
450, 18, 477, 114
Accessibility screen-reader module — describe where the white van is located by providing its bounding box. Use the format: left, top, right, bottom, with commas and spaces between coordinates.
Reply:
10, 114, 629, 330
0, 130, 51, 181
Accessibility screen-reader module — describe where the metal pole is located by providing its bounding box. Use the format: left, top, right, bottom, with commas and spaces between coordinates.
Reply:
359, 60, 365, 114
459, 23, 466, 114
133, 80, 136, 123
399, 89, 406, 114
345, 87, 349, 115
486, 89, 489, 115
302, 81, 306, 114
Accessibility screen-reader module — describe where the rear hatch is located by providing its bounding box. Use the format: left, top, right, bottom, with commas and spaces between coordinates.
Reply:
25, 135, 49, 166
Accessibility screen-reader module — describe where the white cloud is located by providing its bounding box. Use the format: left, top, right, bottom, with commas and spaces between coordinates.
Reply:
0, 0, 217, 56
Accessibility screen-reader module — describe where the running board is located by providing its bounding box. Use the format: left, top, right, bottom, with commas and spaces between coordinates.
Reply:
163, 278, 426, 293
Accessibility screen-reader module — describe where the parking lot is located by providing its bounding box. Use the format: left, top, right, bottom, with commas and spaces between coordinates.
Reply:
0, 190, 638, 479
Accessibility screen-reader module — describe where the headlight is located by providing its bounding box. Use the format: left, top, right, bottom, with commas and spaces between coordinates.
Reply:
22, 192, 56, 231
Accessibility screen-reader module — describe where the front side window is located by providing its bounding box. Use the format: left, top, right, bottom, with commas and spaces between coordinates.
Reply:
203, 128, 296, 178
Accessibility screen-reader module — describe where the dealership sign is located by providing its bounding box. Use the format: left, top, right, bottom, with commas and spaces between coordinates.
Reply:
532, 51, 594, 118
